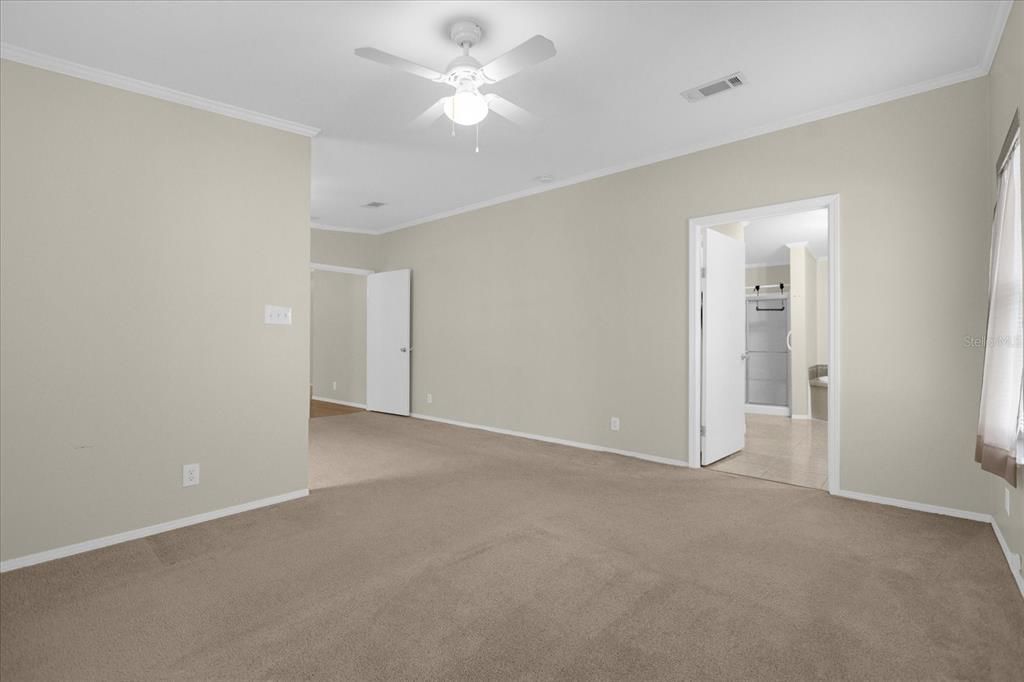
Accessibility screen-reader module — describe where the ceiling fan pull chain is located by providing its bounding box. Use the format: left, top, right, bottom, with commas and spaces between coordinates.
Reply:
475, 124, 480, 153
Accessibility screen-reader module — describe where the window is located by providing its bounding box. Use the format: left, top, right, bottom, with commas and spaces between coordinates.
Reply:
976, 113, 1022, 484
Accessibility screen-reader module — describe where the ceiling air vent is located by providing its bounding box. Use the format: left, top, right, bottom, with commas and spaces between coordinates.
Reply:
362, 201, 387, 208
681, 72, 747, 103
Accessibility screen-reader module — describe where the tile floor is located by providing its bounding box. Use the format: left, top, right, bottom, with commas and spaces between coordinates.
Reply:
707, 414, 828, 489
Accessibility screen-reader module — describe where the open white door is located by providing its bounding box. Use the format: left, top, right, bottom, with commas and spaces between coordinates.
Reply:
702, 230, 746, 465
366, 269, 411, 416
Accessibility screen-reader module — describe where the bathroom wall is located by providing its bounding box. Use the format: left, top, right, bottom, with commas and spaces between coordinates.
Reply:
816, 258, 829, 367
746, 264, 790, 288
788, 244, 818, 416
711, 221, 746, 241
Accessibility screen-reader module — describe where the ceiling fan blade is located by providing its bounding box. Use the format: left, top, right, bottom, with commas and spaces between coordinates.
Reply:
354, 47, 446, 82
478, 35, 556, 83
410, 98, 449, 129
486, 94, 539, 129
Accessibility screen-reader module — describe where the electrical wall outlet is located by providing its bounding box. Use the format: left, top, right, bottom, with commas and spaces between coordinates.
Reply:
332, 381, 337, 391
182, 463, 200, 487
427, 393, 433, 404
610, 417, 620, 432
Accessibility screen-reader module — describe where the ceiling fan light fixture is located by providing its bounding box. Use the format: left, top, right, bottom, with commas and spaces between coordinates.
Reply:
443, 88, 489, 126
355, 21, 555, 136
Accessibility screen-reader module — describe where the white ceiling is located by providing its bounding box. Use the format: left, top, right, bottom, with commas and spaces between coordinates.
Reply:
744, 209, 828, 266
0, 1, 1011, 234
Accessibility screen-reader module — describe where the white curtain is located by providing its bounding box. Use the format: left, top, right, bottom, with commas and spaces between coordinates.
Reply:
976, 140, 1023, 486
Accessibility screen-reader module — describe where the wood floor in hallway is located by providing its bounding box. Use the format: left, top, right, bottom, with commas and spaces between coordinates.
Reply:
309, 398, 363, 418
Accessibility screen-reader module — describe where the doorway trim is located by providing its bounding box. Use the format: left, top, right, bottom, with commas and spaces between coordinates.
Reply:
310, 262, 374, 276
687, 194, 840, 494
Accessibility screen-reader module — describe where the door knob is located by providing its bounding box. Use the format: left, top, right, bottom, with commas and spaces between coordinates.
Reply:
400, 347, 408, 353
740, 352, 748, 360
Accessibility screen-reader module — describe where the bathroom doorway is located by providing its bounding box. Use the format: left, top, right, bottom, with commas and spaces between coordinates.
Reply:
688, 195, 839, 492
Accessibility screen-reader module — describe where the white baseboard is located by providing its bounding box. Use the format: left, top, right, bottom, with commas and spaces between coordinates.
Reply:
0, 489, 309, 573
312, 396, 366, 409
834, 488, 1022, 600
745, 404, 790, 417
833, 488, 991, 522
790, 414, 812, 421
991, 518, 1024, 599
409, 414, 1022, 599
410, 413, 688, 469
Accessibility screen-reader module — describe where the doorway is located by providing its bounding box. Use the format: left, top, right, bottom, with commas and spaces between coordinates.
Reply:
307, 263, 412, 418
688, 195, 839, 492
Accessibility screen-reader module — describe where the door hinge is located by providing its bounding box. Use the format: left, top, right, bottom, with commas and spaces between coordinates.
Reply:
700, 266, 706, 278
700, 425, 706, 436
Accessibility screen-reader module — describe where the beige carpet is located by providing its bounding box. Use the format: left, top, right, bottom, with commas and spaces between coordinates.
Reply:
1, 412, 1021, 680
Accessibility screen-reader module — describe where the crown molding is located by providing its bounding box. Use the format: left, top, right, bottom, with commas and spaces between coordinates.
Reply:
982, 1, 1014, 74
310, 222, 378, 235
375, 63, 987, 235
0, 43, 320, 137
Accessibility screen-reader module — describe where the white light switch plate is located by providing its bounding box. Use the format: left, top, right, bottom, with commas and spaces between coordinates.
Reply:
264, 304, 292, 325
610, 417, 620, 432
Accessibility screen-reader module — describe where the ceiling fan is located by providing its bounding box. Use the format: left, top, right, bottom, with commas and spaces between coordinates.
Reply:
355, 20, 555, 137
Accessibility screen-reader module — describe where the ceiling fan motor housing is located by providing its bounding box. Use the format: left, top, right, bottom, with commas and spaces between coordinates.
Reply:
449, 20, 483, 49
354, 20, 552, 133
444, 54, 483, 84
445, 20, 485, 85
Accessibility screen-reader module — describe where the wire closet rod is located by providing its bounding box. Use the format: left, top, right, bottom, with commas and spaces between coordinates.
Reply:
745, 283, 786, 291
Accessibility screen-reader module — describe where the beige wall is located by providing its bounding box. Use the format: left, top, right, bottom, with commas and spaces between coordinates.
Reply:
311, 229, 380, 270
987, 2, 1024, 573
309, 230, 379, 406
0, 61, 311, 562
311, 272, 367, 404
378, 75, 994, 514
746, 264, 789, 288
